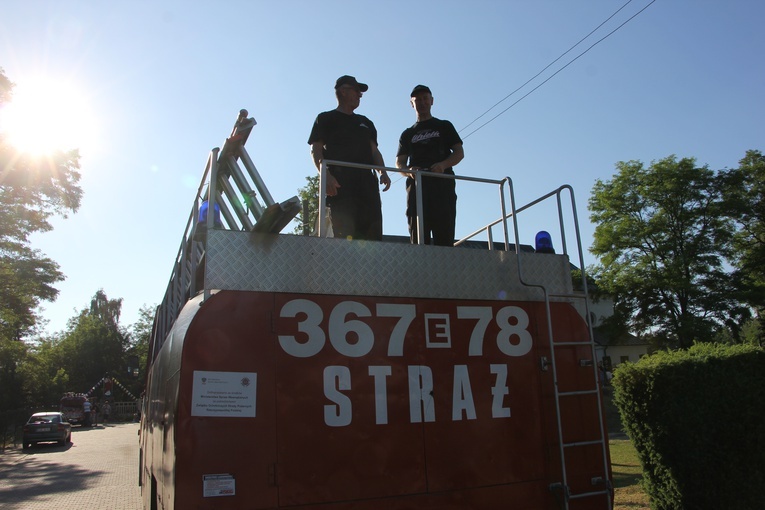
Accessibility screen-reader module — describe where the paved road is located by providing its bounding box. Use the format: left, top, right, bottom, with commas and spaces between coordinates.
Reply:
0, 422, 142, 510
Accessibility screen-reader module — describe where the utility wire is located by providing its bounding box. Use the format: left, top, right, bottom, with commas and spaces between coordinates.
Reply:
460, 0, 635, 134
461, 0, 656, 140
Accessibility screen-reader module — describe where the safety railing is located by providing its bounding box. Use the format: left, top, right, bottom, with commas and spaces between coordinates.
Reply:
319, 160, 516, 249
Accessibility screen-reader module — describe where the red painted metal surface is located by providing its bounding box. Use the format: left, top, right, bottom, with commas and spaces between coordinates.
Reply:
145, 290, 610, 509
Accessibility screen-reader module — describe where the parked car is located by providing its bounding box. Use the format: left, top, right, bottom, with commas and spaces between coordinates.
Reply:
22, 412, 72, 449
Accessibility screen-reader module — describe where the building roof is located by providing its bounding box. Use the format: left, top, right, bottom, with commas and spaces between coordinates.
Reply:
593, 329, 649, 347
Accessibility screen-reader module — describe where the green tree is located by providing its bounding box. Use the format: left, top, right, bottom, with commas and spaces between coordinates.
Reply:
720, 150, 765, 309
0, 336, 28, 410
127, 304, 155, 389
588, 155, 747, 349
0, 68, 82, 412
55, 290, 130, 394
17, 336, 69, 406
15, 291, 137, 407
0, 68, 83, 340
718, 150, 765, 346
292, 174, 319, 235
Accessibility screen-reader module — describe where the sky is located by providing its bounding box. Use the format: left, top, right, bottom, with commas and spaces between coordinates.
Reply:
0, 0, 763, 336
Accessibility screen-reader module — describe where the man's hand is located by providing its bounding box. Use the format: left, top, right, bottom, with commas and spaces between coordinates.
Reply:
326, 173, 341, 196
430, 162, 446, 174
380, 171, 391, 192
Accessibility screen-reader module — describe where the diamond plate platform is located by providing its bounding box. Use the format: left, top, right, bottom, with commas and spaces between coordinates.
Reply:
205, 230, 574, 302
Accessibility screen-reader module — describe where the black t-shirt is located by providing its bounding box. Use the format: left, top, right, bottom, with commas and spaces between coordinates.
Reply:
397, 117, 462, 215
308, 109, 379, 200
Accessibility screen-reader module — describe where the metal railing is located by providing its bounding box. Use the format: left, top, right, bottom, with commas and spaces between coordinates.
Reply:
319, 160, 515, 248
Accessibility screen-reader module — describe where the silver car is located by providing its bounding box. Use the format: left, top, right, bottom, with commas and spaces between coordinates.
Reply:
22, 412, 72, 449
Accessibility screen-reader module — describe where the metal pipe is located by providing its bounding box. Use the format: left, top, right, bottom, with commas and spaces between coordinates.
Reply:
239, 146, 275, 207
415, 170, 425, 245
318, 161, 328, 237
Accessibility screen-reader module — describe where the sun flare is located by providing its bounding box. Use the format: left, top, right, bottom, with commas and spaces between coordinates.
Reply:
0, 76, 97, 156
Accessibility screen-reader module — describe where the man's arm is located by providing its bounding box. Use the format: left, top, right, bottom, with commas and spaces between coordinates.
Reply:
430, 143, 464, 174
396, 154, 415, 179
311, 141, 340, 196
371, 141, 391, 192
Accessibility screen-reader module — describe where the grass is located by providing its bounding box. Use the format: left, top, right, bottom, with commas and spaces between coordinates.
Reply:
610, 439, 650, 509
604, 385, 651, 509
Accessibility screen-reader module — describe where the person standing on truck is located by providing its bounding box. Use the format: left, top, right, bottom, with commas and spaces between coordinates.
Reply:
396, 85, 464, 246
308, 75, 391, 241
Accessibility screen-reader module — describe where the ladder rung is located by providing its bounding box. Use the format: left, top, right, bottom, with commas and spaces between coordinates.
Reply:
552, 341, 593, 346
564, 439, 605, 448
558, 389, 598, 397
569, 489, 612, 500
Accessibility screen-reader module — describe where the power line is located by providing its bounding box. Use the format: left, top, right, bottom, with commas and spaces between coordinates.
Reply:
460, 0, 636, 134
461, 0, 656, 140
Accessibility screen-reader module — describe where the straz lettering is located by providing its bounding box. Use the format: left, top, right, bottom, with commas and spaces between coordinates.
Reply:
323, 364, 512, 427
278, 299, 531, 427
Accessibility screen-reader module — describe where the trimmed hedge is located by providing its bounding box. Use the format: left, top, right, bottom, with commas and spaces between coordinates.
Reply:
612, 343, 765, 510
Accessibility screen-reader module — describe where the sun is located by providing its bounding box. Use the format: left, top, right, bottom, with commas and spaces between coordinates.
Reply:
0, 76, 97, 157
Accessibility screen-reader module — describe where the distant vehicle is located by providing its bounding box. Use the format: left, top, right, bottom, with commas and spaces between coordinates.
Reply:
60, 393, 90, 426
22, 412, 72, 449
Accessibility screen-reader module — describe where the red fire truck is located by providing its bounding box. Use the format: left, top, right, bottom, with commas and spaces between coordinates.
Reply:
139, 111, 612, 509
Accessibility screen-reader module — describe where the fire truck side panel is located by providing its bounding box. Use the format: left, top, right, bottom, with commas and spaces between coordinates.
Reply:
175, 291, 279, 509
151, 290, 603, 508
274, 295, 427, 505
142, 301, 192, 510
142, 231, 610, 509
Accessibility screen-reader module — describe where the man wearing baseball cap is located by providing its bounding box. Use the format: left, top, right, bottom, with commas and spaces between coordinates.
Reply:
396, 85, 464, 246
308, 75, 390, 241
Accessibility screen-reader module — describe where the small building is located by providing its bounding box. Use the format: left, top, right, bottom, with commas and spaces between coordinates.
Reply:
587, 295, 650, 369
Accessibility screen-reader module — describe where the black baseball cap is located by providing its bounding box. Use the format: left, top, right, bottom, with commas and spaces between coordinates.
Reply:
410, 84, 432, 96
335, 75, 368, 92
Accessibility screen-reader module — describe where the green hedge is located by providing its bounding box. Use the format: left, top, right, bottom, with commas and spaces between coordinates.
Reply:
612, 343, 765, 510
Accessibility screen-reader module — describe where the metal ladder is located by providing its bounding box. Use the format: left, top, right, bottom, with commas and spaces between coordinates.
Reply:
197, 109, 300, 237
541, 285, 613, 509
502, 182, 614, 509
151, 110, 301, 359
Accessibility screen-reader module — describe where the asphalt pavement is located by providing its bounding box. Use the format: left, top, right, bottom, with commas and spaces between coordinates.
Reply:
0, 422, 142, 510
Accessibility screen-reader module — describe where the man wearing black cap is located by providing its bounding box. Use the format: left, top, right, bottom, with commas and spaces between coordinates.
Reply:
308, 75, 391, 241
396, 85, 464, 246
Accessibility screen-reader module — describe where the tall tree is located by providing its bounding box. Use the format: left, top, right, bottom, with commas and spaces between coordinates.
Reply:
0, 335, 28, 410
17, 336, 69, 407
0, 67, 83, 340
127, 304, 155, 391
588, 155, 746, 348
720, 150, 765, 309
89, 289, 123, 326
56, 290, 129, 393
718, 150, 765, 346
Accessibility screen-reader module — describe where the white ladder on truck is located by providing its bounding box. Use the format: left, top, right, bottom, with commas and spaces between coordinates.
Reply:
541, 286, 613, 510
507, 185, 614, 509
